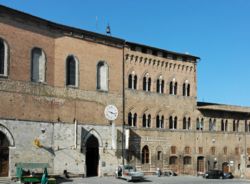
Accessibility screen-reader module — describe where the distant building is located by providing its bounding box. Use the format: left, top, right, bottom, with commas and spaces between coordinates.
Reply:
0, 5, 250, 178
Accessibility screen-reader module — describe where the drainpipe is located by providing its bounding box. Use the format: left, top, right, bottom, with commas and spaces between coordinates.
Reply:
122, 42, 125, 165
74, 119, 77, 149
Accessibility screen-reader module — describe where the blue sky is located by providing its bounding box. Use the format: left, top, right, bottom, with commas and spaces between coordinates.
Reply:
1, 0, 250, 106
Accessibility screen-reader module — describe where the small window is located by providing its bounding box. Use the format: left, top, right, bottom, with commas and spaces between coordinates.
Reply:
156, 115, 164, 128
223, 147, 227, 155
128, 112, 137, 127
128, 73, 137, 90
0, 38, 9, 77
171, 146, 176, 154
66, 55, 79, 87
184, 146, 190, 154
157, 151, 162, 160
183, 156, 192, 165
31, 48, 46, 83
156, 76, 164, 94
199, 147, 203, 154
182, 81, 190, 96
97, 61, 108, 91
169, 156, 177, 165
235, 147, 240, 155
211, 147, 216, 155
233, 120, 239, 132
169, 116, 177, 130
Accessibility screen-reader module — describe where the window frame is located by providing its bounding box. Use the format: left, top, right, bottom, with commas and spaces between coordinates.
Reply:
0, 38, 9, 77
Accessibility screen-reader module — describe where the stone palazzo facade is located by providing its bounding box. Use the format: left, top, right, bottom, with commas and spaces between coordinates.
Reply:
0, 5, 250, 178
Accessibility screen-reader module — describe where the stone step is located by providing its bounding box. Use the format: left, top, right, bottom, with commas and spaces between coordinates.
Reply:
0, 177, 11, 184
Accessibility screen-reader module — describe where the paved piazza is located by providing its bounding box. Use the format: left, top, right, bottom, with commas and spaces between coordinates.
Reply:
57, 176, 250, 184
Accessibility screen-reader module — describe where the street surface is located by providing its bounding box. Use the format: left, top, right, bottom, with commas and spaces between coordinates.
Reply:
57, 175, 250, 184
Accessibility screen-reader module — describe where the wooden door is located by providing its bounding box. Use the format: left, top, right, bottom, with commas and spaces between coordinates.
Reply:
222, 162, 229, 173
197, 157, 204, 173
0, 148, 9, 177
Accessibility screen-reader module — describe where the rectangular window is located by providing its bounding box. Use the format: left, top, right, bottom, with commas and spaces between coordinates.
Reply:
223, 147, 227, 155
235, 147, 240, 155
184, 147, 190, 154
199, 147, 203, 154
211, 147, 216, 155
171, 146, 176, 154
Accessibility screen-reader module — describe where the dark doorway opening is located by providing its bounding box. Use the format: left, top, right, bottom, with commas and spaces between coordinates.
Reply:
197, 156, 204, 174
0, 131, 9, 177
86, 135, 99, 177
222, 162, 229, 173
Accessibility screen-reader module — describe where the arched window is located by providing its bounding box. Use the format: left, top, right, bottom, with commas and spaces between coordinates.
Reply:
143, 114, 147, 128
143, 73, 151, 92
245, 121, 250, 132
97, 61, 108, 91
174, 116, 178, 129
134, 113, 137, 127
169, 116, 173, 129
156, 76, 164, 93
31, 48, 46, 82
0, 38, 8, 77
169, 81, 173, 94
182, 80, 190, 96
148, 114, 151, 128
170, 79, 177, 95
221, 119, 228, 132
128, 74, 132, 89
142, 146, 149, 164
188, 117, 191, 130
128, 72, 137, 90
128, 112, 137, 127
128, 112, 132, 126
169, 116, 177, 129
174, 82, 178, 95
66, 55, 78, 87
183, 117, 191, 130
233, 120, 239, 132
187, 84, 190, 96
156, 115, 164, 128
196, 118, 203, 131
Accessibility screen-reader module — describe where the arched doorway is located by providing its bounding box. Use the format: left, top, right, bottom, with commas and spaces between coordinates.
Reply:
0, 131, 9, 177
86, 135, 99, 177
222, 162, 229, 173
197, 156, 204, 174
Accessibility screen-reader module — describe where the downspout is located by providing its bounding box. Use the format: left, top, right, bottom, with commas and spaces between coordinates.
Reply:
74, 119, 77, 149
122, 42, 125, 165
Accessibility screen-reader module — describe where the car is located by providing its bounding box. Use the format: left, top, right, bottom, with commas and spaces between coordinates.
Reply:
204, 170, 223, 179
115, 165, 144, 182
222, 172, 234, 179
203, 170, 234, 179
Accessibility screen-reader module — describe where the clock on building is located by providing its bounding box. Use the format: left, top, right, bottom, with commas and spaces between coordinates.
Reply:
104, 105, 118, 121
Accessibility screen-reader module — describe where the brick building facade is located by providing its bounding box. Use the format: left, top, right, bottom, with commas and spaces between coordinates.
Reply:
0, 5, 250, 178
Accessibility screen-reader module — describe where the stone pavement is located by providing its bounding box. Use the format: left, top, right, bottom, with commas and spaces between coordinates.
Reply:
56, 175, 250, 184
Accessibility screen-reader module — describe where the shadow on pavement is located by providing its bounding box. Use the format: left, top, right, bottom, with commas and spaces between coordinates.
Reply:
55, 176, 74, 184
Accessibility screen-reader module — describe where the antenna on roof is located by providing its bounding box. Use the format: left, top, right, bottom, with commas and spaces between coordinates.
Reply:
106, 23, 111, 35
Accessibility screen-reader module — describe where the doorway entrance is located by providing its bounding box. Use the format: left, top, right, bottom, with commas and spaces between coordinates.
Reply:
0, 131, 9, 177
222, 162, 229, 173
86, 135, 99, 177
197, 156, 204, 174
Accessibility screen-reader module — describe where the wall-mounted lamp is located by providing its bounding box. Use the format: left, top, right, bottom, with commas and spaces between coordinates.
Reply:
41, 127, 46, 134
